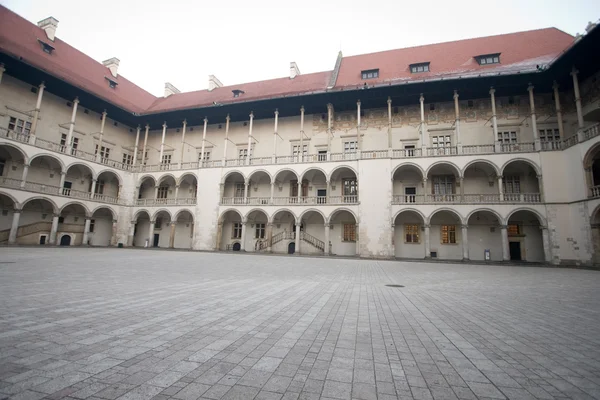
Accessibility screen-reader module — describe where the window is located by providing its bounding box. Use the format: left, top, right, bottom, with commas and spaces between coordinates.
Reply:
539, 128, 560, 142
232, 89, 244, 98
318, 150, 327, 161
109, 80, 117, 89
361, 69, 379, 79
441, 225, 456, 244
232, 222, 242, 239
60, 134, 79, 154
433, 176, 454, 195
58, 217, 65, 224
157, 186, 169, 199
497, 131, 517, 144
504, 176, 521, 194
89, 219, 95, 233
38, 39, 54, 54
292, 144, 308, 159
405, 224, 420, 243
122, 153, 133, 166
431, 135, 451, 148
161, 153, 172, 165
0, 158, 5, 176
343, 141, 357, 153
95, 145, 110, 160
95, 180, 105, 195
343, 223, 356, 242
476, 54, 501, 65
405, 145, 416, 156
404, 187, 416, 203
8, 117, 32, 135
343, 178, 358, 197
198, 151, 211, 162
239, 148, 252, 160
507, 224, 520, 236
235, 183, 245, 198
155, 218, 162, 229
410, 62, 430, 73
255, 223, 266, 239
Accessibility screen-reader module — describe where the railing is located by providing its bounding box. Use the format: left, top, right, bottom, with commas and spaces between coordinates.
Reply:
136, 197, 198, 206
300, 231, 325, 251
330, 152, 358, 161
23, 181, 60, 195
220, 197, 247, 205
247, 197, 271, 205
562, 135, 579, 148
256, 239, 269, 251
62, 188, 91, 200
71, 149, 97, 162
540, 141, 562, 151
391, 194, 425, 204
500, 142, 535, 153
2, 129, 30, 143
502, 193, 541, 203
361, 150, 388, 159
462, 144, 495, 154
250, 157, 272, 166
583, 123, 600, 141
35, 137, 64, 152
273, 197, 297, 205
328, 195, 358, 204
0, 221, 53, 243
275, 155, 295, 164
391, 193, 539, 204
0, 177, 23, 189
426, 194, 461, 203
590, 186, 600, 198
392, 148, 422, 158
182, 162, 200, 169
462, 194, 501, 203
272, 230, 295, 246
93, 193, 119, 204
426, 147, 458, 156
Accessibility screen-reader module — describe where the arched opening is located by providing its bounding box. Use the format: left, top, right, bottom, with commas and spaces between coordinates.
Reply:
137, 176, 156, 205
133, 210, 152, 247
300, 169, 328, 204
583, 144, 600, 198
467, 210, 502, 261
273, 169, 300, 205
28, 155, 63, 189
178, 174, 198, 204
155, 175, 176, 205
245, 209, 269, 252
329, 167, 358, 204
247, 170, 272, 205
297, 210, 327, 255
96, 170, 121, 203
392, 165, 424, 204
89, 207, 114, 246
591, 206, 600, 264
462, 161, 500, 203
59, 203, 88, 245
287, 242, 295, 254
429, 210, 463, 260
63, 164, 94, 198
506, 210, 544, 262
329, 209, 358, 256
218, 210, 243, 250
173, 210, 194, 249
221, 172, 246, 205
59, 234, 72, 246
0, 144, 27, 187
152, 210, 172, 248
19, 198, 56, 245
0, 193, 17, 243
270, 209, 297, 253
393, 210, 425, 258
426, 162, 461, 203
232, 242, 241, 251
501, 161, 541, 202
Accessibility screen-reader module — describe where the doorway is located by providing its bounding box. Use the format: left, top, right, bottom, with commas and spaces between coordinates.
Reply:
62, 181, 72, 196
509, 241, 521, 261
60, 235, 71, 246
39, 235, 47, 245
153, 233, 160, 247
404, 187, 416, 203
288, 242, 295, 254
232, 242, 241, 251
317, 189, 326, 204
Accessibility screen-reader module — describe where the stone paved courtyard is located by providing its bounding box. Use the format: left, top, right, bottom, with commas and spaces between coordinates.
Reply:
1, 249, 600, 400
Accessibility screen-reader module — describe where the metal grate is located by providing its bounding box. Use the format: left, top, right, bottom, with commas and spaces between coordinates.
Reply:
385, 284, 405, 288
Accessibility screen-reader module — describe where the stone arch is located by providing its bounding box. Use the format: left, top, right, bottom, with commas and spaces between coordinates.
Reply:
298, 208, 327, 223
65, 162, 94, 176
91, 205, 117, 220
392, 208, 427, 225
29, 153, 65, 171
21, 196, 58, 214
462, 159, 500, 177
133, 209, 151, 221
0, 191, 20, 209
505, 207, 547, 226
60, 201, 91, 217
96, 169, 123, 186
0, 142, 29, 163
244, 208, 269, 222
247, 169, 273, 184
428, 208, 465, 225
328, 165, 358, 182
174, 208, 195, 223
152, 208, 173, 222
138, 174, 156, 187
465, 208, 503, 225
391, 162, 426, 179
222, 170, 246, 184
157, 173, 177, 186
270, 208, 298, 224
425, 160, 462, 178
592, 203, 600, 224
177, 173, 198, 186
327, 207, 359, 224
273, 168, 300, 182
500, 158, 541, 176
583, 142, 600, 169
219, 208, 244, 223
299, 167, 328, 182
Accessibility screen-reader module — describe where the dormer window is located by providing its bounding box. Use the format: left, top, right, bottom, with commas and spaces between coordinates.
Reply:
410, 62, 430, 73
476, 53, 500, 65
37, 39, 55, 54
232, 89, 245, 98
361, 69, 379, 79
105, 76, 118, 89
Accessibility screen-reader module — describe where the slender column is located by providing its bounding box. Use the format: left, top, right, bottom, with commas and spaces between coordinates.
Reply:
59, 172, 66, 194
273, 110, 279, 163
325, 180, 330, 204
552, 82, 565, 139
29, 82, 45, 142
215, 221, 223, 250
169, 221, 176, 248
159, 122, 167, 163
324, 223, 330, 255
327, 103, 333, 159
541, 226, 552, 263
299, 106, 305, 162
246, 112, 254, 165
148, 220, 155, 247
356, 100, 362, 152
537, 174, 544, 202
453, 90, 461, 152
571, 67, 585, 130
110, 220, 118, 246
240, 222, 247, 251
154, 185, 159, 199
528, 85, 540, 150
141, 124, 149, 166
270, 182, 275, 204
180, 119, 187, 164
200, 117, 208, 166
419, 94, 426, 150
8, 209, 21, 244
96, 110, 107, 162
295, 222, 301, 255
461, 224, 469, 260
127, 222, 136, 246
90, 179, 97, 198
390, 224, 395, 258
20, 164, 29, 188
490, 87, 499, 151
459, 177, 464, 199
82, 218, 91, 245
497, 176, 504, 201
223, 114, 230, 162
355, 223, 360, 256
132, 125, 141, 166
424, 224, 431, 258
500, 225, 510, 261
65, 97, 79, 153
387, 97, 393, 150
49, 214, 59, 245
266, 223, 273, 252
174, 185, 180, 200
0, 63, 4, 84
244, 181, 249, 204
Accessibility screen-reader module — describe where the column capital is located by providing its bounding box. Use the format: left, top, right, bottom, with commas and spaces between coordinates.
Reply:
53, 213, 60, 218
73, 97, 80, 104
150, 219, 156, 223
182, 119, 187, 125
391, 224, 395, 228
419, 94, 424, 103
387, 96, 392, 105
13, 208, 22, 213
571, 66, 579, 76
60, 171, 66, 176
552, 81, 559, 90
249, 111, 254, 119
300, 105, 305, 113
453, 90, 459, 99
527, 84, 534, 92
203, 117, 208, 123
170, 221, 176, 226
175, 184, 180, 188
85, 217, 92, 221
424, 224, 431, 229
240, 221, 247, 226
540, 225, 548, 231
274, 109, 279, 116
136, 124, 141, 130
162, 121, 167, 129
145, 123, 150, 129
226, 113, 231, 121
356, 100, 361, 106
499, 225, 508, 229
489, 87, 495, 95
39, 82, 46, 90
101, 110, 107, 117
130, 220, 137, 225
112, 219, 118, 224
0, 63, 5, 72
327, 103, 333, 110
537, 174, 542, 179
461, 224, 468, 229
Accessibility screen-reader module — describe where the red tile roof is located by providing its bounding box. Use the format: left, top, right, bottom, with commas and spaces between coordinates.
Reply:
334, 28, 574, 89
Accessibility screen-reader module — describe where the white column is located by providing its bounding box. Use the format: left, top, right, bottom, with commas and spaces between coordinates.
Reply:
325, 180, 330, 204
327, 103, 333, 160
82, 218, 91, 245
266, 223, 273, 252
528, 84, 540, 150
65, 97, 79, 153
244, 181, 249, 204
127, 222, 136, 246
175, 185, 180, 200
356, 100, 362, 153
148, 220, 155, 246
390, 224, 395, 258
159, 122, 167, 163
90, 179, 97, 198
223, 114, 230, 162
132, 125, 141, 166
200, 117, 208, 166
299, 106, 305, 161
500, 225, 510, 261
270, 182, 275, 204
29, 82, 45, 142
542, 226, 552, 263
96, 110, 107, 162
424, 224, 431, 258
324, 223, 330, 255
387, 97, 392, 150
453, 90, 461, 153
59, 172, 66, 194
246, 112, 254, 165
571, 67, 585, 130
0, 63, 4, 84
355, 223, 360, 256
273, 110, 279, 163
552, 82, 565, 139
295, 222, 301, 254
8, 209, 21, 244
461, 224, 469, 260
49, 214, 59, 245
419, 94, 426, 150
490, 87, 500, 152
141, 124, 149, 166
154, 185, 159, 199
180, 119, 187, 164
20, 164, 29, 188
169, 222, 176, 248
498, 176, 504, 202
240, 222, 247, 251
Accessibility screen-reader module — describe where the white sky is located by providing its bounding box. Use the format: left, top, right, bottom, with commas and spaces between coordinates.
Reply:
3, 0, 599, 97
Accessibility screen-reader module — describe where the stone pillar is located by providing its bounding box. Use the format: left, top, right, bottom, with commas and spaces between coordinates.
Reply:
459, 177, 464, 200
490, 87, 500, 152
327, 103, 333, 160
266, 223, 273, 252
90, 179, 97, 199
246, 112, 254, 166
295, 222, 301, 254
390, 224, 395, 258
82, 218, 91, 245
537, 174, 544, 202
132, 125, 141, 166
223, 114, 230, 162
154, 185, 159, 199
273, 110, 279, 163
500, 225, 510, 261
453, 90, 461, 153
215, 221, 223, 251
111, 220, 118, 246
552, 82, 565, 139
180, 119, 187, 164
148, 220, 155, 247
169, 221, 176, 248
461, 225, 469, 260
240, 222, 247, 251
200, 117, 208, 166
387, 97, 393, 150
528, 84, 540, 150
59, 172, 66, 194
299, 106, 305, 162
356, 100, 362, 153
541, 226, 552, 263
127, 222, 136, 247
244, 181, 249, 204
141, 124, 149, 166
325, 180, 330, 204
20, 164, 29, 188
419, 94, 426, 151
355, 223, 360, 256
0, 63, 4, 84
174, 185, 180, 200
30, 82, 45, 142
159, 122, 167, 163
571, 67, 585, 130
8, 209, 21, 244
49, 214, 59, 245
498, 176, 504, 202
65, 97, 79, 154
424, 224, 431, 258
324, 223, 330, 255
270, 182, 275, 204
96, 110, 107, 162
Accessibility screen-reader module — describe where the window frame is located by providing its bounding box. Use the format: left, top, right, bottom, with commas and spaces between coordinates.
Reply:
255, 223, 266, 239
404, 224, 420, 244
232, 222, 242, 239
497, 131, 518, 144
157, 185, 169, 199
410, 62, 430, 73
361, 69, 380, 80
476, 53, 501, 65
343, 223, 356, 242
343, 141, 357, 154
441, 225, 457, 244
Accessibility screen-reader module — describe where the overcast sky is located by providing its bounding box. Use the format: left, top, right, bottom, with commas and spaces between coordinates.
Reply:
3, 0, 599, 97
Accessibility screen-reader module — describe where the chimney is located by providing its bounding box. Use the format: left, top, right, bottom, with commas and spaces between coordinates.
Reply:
290, 62, 301, 79
37, 17, 59, 41
164, 82, 180, 98
102, 58, 120, 78
208, 75, 223, 91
